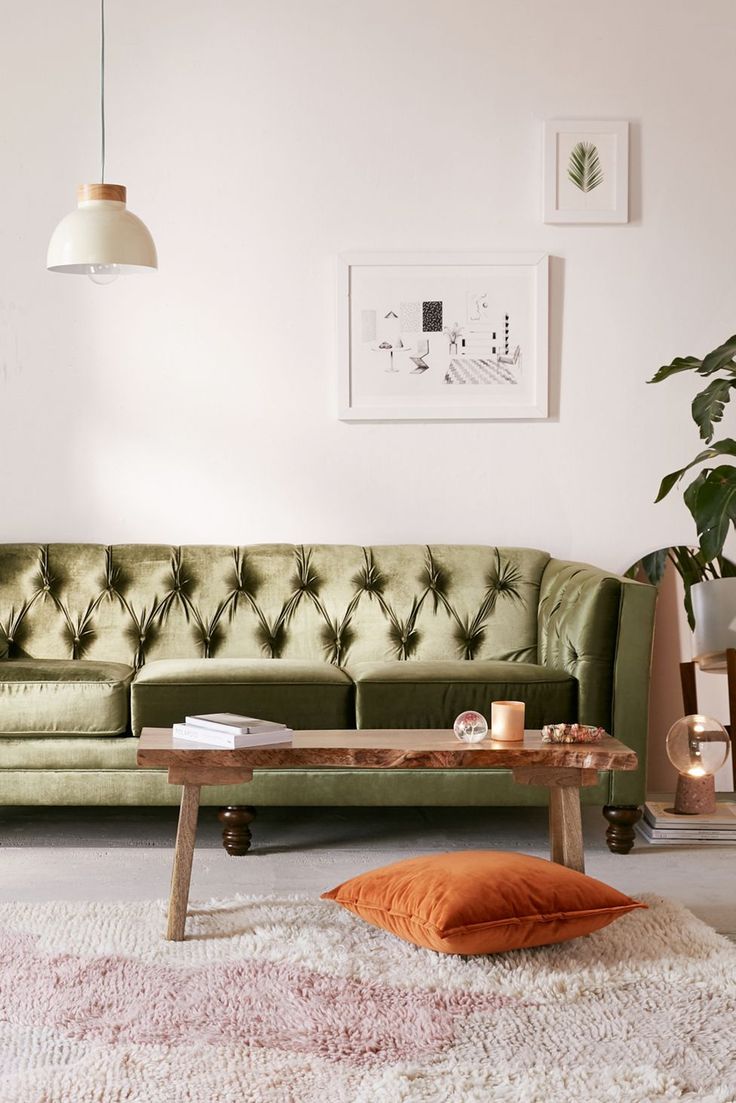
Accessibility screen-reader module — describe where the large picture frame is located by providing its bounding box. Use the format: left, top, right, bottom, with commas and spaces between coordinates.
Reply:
338, 251, 549, 421
543, 119, 629, 224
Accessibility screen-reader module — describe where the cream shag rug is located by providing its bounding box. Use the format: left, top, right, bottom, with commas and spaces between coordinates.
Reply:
0, 894, 735, 1103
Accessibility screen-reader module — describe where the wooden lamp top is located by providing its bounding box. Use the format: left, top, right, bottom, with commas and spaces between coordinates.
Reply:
77, 183, 127, 203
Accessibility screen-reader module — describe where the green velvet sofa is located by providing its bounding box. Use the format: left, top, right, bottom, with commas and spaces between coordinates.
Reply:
0, 543, 656, 852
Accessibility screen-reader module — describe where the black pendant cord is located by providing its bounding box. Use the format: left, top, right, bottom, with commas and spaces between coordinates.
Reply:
100, 0, 106, 183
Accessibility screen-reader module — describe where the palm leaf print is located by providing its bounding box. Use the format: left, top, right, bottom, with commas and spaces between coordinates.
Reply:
567, 141, 604, 193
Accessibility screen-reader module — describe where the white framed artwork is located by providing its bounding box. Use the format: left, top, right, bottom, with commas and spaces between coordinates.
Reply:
543, 120, 629, 224
338, 252, 549, 421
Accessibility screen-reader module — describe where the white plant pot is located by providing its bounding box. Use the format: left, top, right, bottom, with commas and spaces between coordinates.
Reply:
692, 578, 736, 670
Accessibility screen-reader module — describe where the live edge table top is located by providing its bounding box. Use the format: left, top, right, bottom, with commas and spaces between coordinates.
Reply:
137, 728, 638, 772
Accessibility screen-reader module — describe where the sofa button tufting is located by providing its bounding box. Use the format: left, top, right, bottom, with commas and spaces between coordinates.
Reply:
74, 636, 80, 644
139, 634, 145, 643
43, 584, 50, 592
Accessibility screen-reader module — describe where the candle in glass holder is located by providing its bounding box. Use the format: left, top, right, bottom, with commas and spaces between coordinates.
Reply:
491, 700, 525, 742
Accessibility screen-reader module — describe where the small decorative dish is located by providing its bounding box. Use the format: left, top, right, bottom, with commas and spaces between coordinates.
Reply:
541, 723, 607, 744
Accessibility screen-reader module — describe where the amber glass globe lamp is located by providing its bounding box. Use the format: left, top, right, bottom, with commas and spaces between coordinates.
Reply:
666, 715, 729, 814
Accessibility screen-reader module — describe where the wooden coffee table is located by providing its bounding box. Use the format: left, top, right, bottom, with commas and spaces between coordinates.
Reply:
137, 727, 637, 941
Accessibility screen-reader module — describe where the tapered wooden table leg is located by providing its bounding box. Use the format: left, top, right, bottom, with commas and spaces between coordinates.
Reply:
549, 784, 585, 873
167, 783, 200, 941
513, 765, 596, 873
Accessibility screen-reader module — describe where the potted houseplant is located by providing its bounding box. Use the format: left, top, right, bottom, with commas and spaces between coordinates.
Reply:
643, 334, 736, 667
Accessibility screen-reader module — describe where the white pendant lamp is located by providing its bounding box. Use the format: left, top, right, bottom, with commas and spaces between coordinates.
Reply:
47, 0, 157, 283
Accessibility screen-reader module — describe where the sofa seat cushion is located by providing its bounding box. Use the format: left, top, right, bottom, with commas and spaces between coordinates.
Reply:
350, 660, 577, 729
0, 660, 133, 736
131, 659, 354, 734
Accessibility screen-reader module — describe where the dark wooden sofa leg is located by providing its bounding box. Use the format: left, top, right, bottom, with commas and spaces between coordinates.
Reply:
218, 806, 256, 855
603, 805, 642, 854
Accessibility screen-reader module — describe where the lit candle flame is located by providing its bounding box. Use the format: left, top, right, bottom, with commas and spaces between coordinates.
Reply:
687, 766, 706, 778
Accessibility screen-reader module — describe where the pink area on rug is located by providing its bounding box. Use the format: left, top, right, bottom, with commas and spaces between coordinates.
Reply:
0, 928, 508, 1065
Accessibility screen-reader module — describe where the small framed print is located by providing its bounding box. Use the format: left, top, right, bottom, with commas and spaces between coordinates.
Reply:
543, 119, 629, 224
338, 252, 549, 422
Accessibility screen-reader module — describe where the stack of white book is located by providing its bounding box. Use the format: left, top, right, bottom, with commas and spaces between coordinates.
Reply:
172, 713, 293, 749
637, 800, 736, 844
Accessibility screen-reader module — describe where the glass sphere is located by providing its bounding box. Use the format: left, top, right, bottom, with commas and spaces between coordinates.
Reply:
453, 710, 488, 744
87, 264, 120, 285
665, 714, 729, 777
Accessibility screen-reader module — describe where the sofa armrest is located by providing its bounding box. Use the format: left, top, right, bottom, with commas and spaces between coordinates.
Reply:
538, 559, 656, 804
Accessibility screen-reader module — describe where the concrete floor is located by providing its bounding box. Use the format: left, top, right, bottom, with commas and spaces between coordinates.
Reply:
1, 805, 734, 938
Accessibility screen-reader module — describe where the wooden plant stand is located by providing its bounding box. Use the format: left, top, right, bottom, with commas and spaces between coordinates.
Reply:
680, 648, 736, 790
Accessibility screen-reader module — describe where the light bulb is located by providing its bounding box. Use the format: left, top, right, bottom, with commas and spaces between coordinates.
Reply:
87, 264, 120, 285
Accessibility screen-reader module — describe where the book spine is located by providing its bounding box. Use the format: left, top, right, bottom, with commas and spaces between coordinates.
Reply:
184, 717, 288, 735
229, 730, 293, 748
184, 717, 247, 736
172, 724, 293, 748
172, 724, 235, 748
638, 826, 736, 841
644, 804, 736, 829
644, 815, 736, 831
231, 735, 294, 748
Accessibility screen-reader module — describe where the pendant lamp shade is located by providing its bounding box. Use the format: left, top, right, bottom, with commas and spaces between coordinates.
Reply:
47, 184, 157, 276
48, 3, 157, 282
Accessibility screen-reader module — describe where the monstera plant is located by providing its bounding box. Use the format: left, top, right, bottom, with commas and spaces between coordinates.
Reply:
640, 335, 736, 657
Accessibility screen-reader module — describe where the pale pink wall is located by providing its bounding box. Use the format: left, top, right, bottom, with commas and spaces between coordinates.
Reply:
647, 562, 683, 793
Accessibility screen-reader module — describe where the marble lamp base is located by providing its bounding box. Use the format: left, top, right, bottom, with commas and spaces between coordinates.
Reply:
674, 772, 717, 815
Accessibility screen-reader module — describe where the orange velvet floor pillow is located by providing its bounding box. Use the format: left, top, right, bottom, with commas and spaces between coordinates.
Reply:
321, 851, 645, 954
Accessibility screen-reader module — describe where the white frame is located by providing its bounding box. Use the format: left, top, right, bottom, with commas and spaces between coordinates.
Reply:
338, 251, 549, 421
543, 119, 629, 224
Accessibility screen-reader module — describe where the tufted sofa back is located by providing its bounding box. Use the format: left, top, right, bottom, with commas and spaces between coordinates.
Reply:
0, 544, 551, 670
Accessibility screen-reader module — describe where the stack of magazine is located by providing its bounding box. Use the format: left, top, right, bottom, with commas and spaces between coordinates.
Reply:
172, 713, 293, 749
637, 800, 736, 844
